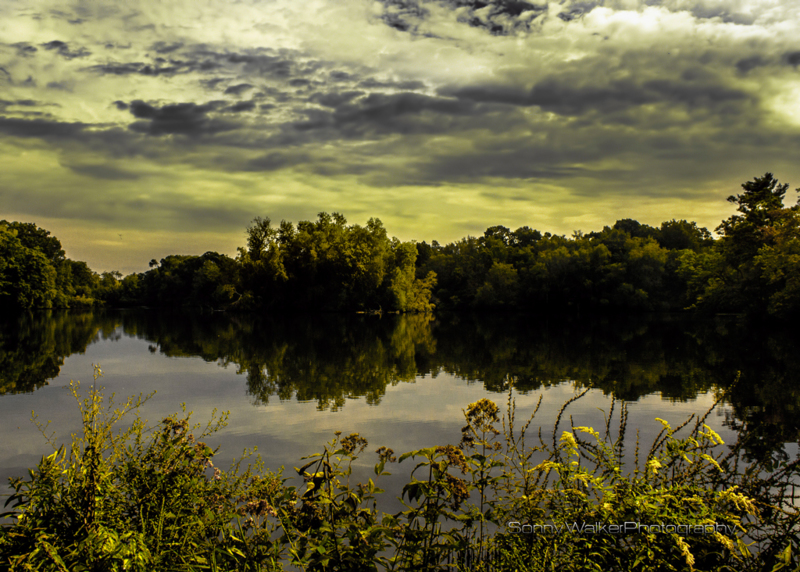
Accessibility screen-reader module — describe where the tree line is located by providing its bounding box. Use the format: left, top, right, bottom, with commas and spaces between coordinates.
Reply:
2, 172, 798, 317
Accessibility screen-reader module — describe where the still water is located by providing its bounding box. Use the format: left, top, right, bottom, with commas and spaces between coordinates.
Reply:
1, 310, 799, 505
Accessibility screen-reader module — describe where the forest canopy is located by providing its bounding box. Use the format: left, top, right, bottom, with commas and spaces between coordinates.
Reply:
2, 173, 798, 318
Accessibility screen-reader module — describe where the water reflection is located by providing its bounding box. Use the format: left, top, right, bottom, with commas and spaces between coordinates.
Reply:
1, 310, 799, 462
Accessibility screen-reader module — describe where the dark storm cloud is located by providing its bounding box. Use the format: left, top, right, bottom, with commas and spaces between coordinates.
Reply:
0, 116, 151, 159
677, 1, 758, 25
244, 151, 314, 171
310, 91, 365, 107
441, 85, 532, 106
224, 100, 256, 113
150, 41, 184, 54
533, 78, 749, 116
445, 76, 751, 116
375, 0, 545, 35
288, 92, 479, 138
0, 116, 88, 140
374, 0, 769, 36
206, 48, 327, 80
450, 0, 546, 34
127, 100, 239, 136
223, 53, 293, 76
263, 90, 499, 150
46, 81, 71, 90
358, 78, 426, 90
329, 71, 356, 82
784, 51, 800, 67
41, 40, 91, 59
86, 61, 190, 76
735, 56, 767, 74
359, 135, 598, 186
378, 0, 430, 32
84, 47, 320, 88
223, 83, 253, 95
202, 78, 227, 90
12, 43, 38, 57
66, 163, 141, 180
338, 92, 476, 119
0, 99, 39, 110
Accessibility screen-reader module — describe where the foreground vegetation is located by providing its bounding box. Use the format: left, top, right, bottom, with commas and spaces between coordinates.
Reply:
2, 172, 799, 318
2, 367, 799, 571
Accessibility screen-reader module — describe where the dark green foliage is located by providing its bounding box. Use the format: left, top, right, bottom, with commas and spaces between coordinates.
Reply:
131, 252, 240, 309
688, 173, 800, 317
0, 224, 58, 311
4, 173, 800, 317
232, 213, 435, 313
0, 221, 101, 311
0, 367, 285, 571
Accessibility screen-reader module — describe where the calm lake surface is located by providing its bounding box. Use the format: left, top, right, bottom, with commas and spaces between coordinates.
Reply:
2, 309, 799, 507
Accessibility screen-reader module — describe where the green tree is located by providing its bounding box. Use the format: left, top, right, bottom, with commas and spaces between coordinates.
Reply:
658, 219, 713, 251
474, 262, 519, 308
718, 173, 790, 261
698, 173, 800, 314
0, 224, 58, 311
0, 221, 66, 265
754, 207, 800, 316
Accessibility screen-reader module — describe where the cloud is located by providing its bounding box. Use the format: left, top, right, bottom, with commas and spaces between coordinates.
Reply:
12, 43, 38, 57
65, 163, 142, 180
358, 78, 426, 90
444, 74, 751, 117
225, 100, 256, 113
329, 70, 357, 82
41, 40, 91, 59
310, 91, 365, 108
244, 151, 314, 171
150, 41, 184, 54
85, 61, 195, 76
736, 56, 767, 74
0, 117, 88, 140
127, 100, 239, 136
784, 51, 800, 68
223, 83, 254, 95
374, 0, 545, 36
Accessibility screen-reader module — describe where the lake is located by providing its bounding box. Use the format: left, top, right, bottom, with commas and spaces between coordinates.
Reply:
2, 309, 799, 511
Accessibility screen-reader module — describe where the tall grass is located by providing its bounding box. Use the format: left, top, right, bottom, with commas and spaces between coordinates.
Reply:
1, 367, 798, 571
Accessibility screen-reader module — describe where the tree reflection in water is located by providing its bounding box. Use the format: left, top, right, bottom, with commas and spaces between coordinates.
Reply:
1, 309, 798, 464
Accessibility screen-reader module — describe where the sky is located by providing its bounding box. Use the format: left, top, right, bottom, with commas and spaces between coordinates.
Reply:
1, 0, 799, 274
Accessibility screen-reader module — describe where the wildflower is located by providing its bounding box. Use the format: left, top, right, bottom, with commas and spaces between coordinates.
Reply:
675, 535, 695, 570
574, 426, 600, 439
340, 433, 368, 454
436, 445, 470, 474
375, 446, 397, 463
701, 424, 725, 445
560, 431, 578, 454
713, 531, 735, 552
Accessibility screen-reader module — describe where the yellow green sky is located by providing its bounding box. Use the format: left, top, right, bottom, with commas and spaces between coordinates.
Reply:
2, 0, 799, 273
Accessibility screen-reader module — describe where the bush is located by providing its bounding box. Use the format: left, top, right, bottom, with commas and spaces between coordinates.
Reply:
0, 366, 285, 571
